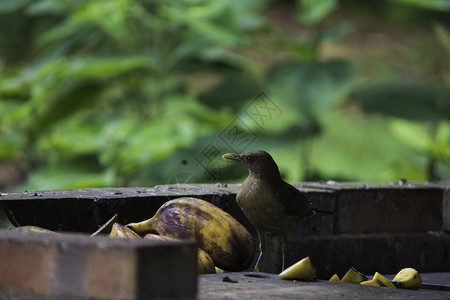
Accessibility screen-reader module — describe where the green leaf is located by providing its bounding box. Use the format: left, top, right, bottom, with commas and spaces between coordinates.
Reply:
14, 167, 114, 191
433, 22, 450, 54
389, 119, 431, 151
27, 79, 105, 138
311, 111, 427, 182
297, 0, 338, 24
266, 59, 355, 121
0, 0, 32, 13
352, 82, 450, 121
199, 72, 262, 111
388, 0, 450, 11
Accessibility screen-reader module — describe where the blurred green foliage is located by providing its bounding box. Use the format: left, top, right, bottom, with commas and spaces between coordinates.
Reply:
0, 0, 449, 191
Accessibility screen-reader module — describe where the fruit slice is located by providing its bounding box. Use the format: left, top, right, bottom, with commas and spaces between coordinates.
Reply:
279, 257, 317, 280
373, 272, 396, 288
392, 268, 422, 290
361, 279, 383, 287
341, 267, 368, 284
110, 223, 141, 238
329, 274, 340, 282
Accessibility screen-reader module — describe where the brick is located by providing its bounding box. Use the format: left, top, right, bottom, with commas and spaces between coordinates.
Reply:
0, 230, 197, 299
335, 188, 443, 233
288, 232, 450, 279
443, 188, 450, 232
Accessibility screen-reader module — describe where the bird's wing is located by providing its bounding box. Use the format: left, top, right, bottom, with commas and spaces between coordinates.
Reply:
276, 181, 311, 217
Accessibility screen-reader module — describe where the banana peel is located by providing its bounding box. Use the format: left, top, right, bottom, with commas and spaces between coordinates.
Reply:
361, 278, 384, 287
110, 223, 141, 238
373, 272, 396, 288
392, 268, 422, 290
127, 197, 255, 271
329, 274, 340, 282
279, 257, 317, 280
197, 248, 215, 274
13, 226, 57, 234
144, 233, 215, 274
341, 267, 367, 284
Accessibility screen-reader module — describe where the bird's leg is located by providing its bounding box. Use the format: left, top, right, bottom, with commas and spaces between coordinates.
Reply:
281, 235, 287, 272
254, 231, 266, 271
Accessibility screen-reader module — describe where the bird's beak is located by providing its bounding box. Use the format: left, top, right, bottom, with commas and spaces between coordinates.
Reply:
222, 153, 242, 163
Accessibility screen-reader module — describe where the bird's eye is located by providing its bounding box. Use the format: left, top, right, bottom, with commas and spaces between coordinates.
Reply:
247, 156, 253, 162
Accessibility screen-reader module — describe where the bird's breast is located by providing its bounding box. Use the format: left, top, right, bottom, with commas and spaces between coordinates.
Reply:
236, 177, 300, 234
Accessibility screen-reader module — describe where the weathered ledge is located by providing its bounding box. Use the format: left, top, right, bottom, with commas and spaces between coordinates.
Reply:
1, 181, 449, 276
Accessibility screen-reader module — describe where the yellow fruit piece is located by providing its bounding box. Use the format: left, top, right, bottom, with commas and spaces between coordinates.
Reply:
341, 267, 368, 284
392, 268, 422, 290
110, 223, 141, 238
329, 274, 340, 282
373, 272, 396, 288
197, 248, 215, 274
17, 226, 56, 234
144, 234, 215, 274
279, 257, 317, 280
143, 233, 179, 242
127, 197, 255, 272
361, 279, 384, 287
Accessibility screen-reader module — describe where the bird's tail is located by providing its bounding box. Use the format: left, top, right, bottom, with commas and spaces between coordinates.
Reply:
310, 207, 334, 216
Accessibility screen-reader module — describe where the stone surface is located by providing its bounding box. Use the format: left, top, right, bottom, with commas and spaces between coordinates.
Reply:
0, 230, 197, 300
1, 182, 450, 276
198, 272, 450, 300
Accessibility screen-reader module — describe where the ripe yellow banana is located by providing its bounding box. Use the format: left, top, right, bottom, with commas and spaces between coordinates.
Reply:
197, 248, 215, 274
144, 233, 215, 274
127, 197, 255, 271
392, 268, 422, 290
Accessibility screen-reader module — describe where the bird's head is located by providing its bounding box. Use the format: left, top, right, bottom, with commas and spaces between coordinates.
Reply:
222, 150, 281, 181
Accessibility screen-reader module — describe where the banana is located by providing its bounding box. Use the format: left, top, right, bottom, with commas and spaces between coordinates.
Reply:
361, 279, 384, 287
215, 267, 226, 273
14, 226, 57, 234
373, 272, 395, 288
127, 197, 255, 271
197, 247, 215, 274
279, 257, 317, 280
341, 267, 368, 284
329, 274, 340, 282
143, 233, 179, 242
144, 233, 215, 274
392, 268, 422, 290
110, 223, 141, 239
360, 273, 395, 288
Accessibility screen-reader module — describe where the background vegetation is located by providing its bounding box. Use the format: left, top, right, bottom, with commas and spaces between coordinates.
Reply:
0, 0, 449, 191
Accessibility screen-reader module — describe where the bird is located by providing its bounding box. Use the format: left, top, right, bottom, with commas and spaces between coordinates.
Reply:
222, 150, 332, 271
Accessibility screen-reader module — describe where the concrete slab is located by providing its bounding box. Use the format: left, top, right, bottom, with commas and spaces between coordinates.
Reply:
198, 272, 450, 300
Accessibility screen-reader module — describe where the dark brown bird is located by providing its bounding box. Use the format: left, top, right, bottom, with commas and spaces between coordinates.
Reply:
223, 150, 331, 271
